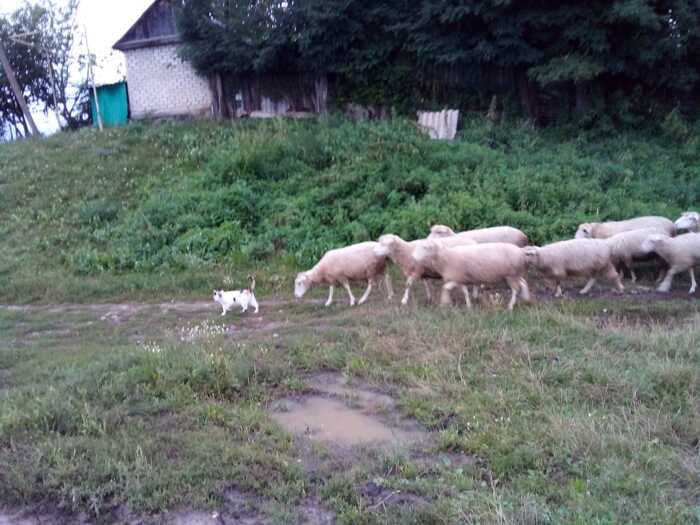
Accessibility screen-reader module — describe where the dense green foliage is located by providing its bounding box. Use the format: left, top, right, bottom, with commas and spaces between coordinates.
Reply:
176, 0, 700, 120
1, 117, 699, 301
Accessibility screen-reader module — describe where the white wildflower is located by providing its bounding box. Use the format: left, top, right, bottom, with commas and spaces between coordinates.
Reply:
179, 320, 227, 343
141, 342, 163, 354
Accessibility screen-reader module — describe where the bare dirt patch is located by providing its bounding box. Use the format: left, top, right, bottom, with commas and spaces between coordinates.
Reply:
112, 489, 331, 525
0, 369, 10, 394
0, 506, 90, 525
359, 481, 426, 510
593, 309, 696, 330
270, 372, 426, 447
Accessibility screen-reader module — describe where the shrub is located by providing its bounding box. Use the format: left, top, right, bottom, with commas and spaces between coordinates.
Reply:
3, 116, 698, 276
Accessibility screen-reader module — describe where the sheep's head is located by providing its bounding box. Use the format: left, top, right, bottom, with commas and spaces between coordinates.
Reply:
412, 240, 438, 264
575, 223, 594, 239
428, 224, 455, 239
641, 234, 667, 254
294, 272, 312, 298
375, 234, 398, 257
522, 246, 540, 266
675, 211, 700, 232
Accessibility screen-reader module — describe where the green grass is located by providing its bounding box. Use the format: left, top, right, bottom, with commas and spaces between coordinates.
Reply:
1, 294, 699, 523
1, 116, 699, 303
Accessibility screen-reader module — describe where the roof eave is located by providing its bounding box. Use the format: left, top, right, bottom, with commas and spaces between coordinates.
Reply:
114, 35, 181, 51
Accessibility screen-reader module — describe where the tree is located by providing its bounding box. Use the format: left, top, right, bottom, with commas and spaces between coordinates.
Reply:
175, 0, 700, 123
38, 0, 90, 130
0, 0, 89, 139
177, 0, 297, 76
0, 4, 52, 137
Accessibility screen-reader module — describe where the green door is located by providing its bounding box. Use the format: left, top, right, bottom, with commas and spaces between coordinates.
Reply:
91, 82, 128, 127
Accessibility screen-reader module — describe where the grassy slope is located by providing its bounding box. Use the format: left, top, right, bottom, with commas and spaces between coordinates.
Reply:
1, 117, 699, 303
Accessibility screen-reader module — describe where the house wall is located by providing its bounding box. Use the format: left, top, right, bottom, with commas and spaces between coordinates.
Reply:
124, 44, 212, 119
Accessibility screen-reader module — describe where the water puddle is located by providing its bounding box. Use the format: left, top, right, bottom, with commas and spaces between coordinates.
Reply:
270, 373, 425, 446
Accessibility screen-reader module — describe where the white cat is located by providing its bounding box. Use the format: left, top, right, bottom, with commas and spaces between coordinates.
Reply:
213, 276, 259, 315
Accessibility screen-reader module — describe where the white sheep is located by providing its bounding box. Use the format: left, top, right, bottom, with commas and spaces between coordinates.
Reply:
294, 241, 393, 306
523, 238, 624, 297
374, 234, 476, 305
675, 211, 699, 232
428, 224, 529, 247
374, 234, 436, 305
603, 228, 671, 283
575, 216, 675, 239
412, 241, 532, 311
641, 233, 700, 293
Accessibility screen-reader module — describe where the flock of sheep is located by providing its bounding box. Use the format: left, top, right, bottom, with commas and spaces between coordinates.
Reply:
293, 211, 700, 310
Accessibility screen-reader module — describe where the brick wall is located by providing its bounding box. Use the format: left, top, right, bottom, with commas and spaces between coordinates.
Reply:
124, 44, 212, 119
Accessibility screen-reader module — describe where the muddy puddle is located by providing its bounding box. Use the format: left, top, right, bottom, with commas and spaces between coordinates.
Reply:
270, 373, 425, 447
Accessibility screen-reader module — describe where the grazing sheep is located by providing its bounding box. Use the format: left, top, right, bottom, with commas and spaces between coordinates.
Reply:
575, 216, 675, 239
428, 224, 529, 247
294, 242, 393, 306
523, 238, 624, 297
604, 228, 671, 283
412, 241, 532, 311
675, 211, 699, 232
374, 234, 476, 305
641, 233, 700, 293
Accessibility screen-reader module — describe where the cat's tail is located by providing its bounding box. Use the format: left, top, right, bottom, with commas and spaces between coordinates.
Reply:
248, 274, 256, 291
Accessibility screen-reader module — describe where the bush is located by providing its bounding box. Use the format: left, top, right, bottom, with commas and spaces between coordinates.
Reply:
3, 116, 699, 276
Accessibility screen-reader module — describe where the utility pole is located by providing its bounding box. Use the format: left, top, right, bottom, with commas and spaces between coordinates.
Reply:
45, 48, 63, 129
84, 27, 103, 131
0, 38, 40, 136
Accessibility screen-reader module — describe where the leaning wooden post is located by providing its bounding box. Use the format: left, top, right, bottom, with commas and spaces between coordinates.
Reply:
0, 38, 40, 136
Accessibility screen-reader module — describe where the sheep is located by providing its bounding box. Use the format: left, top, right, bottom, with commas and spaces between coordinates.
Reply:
523, 238, 624, 297
675, 211, 699, 232
412, 241, 532, 311
294, 241, 394, 306
428, 224, 529, 247
575, 216, 675, 239
374, 234, 476, 305
641, 233, 700, 293
603, 228, 671, 283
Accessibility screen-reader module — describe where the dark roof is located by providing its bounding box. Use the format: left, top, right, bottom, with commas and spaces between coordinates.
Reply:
113, 0, 180, 51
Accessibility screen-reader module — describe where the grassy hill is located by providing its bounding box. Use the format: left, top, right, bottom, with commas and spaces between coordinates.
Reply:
1, 116, 699, 303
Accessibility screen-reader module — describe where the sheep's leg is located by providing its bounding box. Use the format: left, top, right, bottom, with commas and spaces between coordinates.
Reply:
689, 268, 697, 294
655, 269, 667, 285
472, 286, 480, 299
460, 285, 472, 309
440, 282, 457, 306
554, 283, 563, 298
579, 278, 596, 295
505, 276, 520, 311
342, 281, 356, 306
422, 279, 433, 303
519, 277, 532, 303
603, 264, 624, 293
401, 275, 416, 305
657, 267, 677, 292
384, 273, 394, 300
358, 279, 373, 305
624, 256, 636, 283
325, 286, 334, 307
